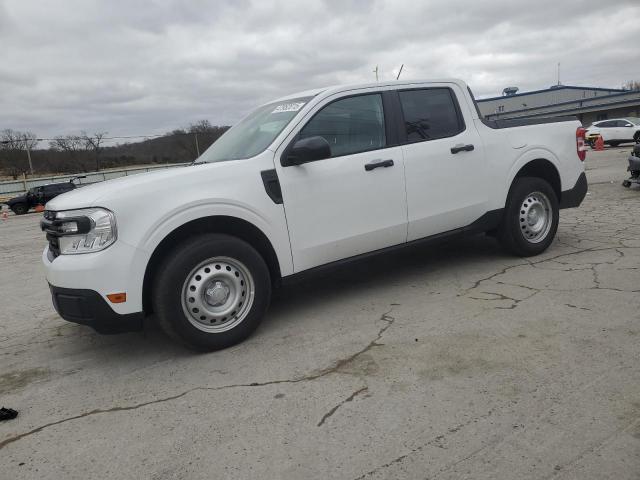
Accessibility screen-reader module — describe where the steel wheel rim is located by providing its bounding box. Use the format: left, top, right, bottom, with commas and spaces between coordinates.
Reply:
519, 191, 552, 243
181, 256, 255, 333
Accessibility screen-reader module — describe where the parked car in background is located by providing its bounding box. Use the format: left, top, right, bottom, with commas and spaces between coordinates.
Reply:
6, 177, 84, 215
585, 118, 640, 147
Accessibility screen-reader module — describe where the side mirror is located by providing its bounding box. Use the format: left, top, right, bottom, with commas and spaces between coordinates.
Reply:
625, 123, 633, 127
282, 136, 331, 166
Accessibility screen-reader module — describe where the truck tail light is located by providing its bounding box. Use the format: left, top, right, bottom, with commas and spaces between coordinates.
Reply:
576, 127, 587, 161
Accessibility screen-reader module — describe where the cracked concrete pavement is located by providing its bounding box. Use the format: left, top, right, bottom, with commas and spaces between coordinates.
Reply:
0, 147, 639, 479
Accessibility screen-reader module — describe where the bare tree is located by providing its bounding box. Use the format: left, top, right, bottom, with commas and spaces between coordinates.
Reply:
0, 129, 38, 178
622, 80, 640, 91
49, 134, 89, 172
170, 128, 198, 160
188, 120, 213, 134
82, 131, 107, 171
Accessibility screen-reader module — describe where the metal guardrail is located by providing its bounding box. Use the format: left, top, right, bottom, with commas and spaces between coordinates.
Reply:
0, 163, 188, 198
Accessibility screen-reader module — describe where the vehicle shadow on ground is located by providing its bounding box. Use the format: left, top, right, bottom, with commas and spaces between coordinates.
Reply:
268, 233, 505, 318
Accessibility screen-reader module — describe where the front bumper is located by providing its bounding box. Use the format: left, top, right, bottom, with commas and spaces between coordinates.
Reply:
42, 238, 148, 315
559, 172, 588, 209
50, 285, 143, 334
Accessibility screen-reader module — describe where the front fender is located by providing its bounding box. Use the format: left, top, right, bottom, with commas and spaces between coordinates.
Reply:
134, 200, 293, 278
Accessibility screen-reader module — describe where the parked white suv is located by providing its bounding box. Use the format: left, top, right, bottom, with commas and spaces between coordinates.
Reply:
585, 117, 640, 147
41, 79, 588, 350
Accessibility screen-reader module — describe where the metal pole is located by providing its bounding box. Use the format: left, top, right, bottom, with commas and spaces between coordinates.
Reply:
25, 145, 34, 176
195, 133, 200, 158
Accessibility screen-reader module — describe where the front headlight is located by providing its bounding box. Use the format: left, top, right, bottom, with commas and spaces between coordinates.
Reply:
53, 208, 117, 254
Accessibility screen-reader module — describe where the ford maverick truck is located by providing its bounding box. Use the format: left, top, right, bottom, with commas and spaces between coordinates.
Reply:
41, 79, 588, 350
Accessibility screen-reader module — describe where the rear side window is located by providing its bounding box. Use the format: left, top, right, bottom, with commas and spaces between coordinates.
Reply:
48, 184, 66, 193
299, 94, 386, 158
597, 121, 615, 128
398, 88, 464, 143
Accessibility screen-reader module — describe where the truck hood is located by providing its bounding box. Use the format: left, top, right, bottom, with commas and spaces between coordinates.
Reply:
45, 158, 270, 213
46, 165, 199, 210
7, 194, 27, 206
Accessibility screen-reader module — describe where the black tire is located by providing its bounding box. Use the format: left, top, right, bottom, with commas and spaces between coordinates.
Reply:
634, 132, 640, 144
623, 180, 632, 188
11, 203, 28, 215
152, 234, 271, 351
497, 177, 559, 257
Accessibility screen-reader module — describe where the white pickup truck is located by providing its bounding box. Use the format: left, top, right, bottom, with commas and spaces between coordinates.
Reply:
41, 79, 588, 350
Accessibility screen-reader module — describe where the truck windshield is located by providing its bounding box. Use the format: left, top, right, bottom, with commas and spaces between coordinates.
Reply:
197, 96, 313, 163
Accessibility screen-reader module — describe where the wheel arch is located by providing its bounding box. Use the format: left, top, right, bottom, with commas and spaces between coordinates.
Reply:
508, 158, 562, 202
142, 215, 281, 314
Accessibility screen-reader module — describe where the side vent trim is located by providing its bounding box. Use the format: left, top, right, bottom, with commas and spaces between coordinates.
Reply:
260, 169, 283, 204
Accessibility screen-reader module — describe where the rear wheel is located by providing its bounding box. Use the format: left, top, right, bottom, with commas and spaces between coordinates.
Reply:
11, 203, 28, 215
152, 234, 271, 350
497, 177, 559, 257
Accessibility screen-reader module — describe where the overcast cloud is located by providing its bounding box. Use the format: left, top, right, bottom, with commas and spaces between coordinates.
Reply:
2, 0, 639, 143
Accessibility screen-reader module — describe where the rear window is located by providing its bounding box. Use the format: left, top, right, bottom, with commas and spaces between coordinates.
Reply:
398, 88, 464, 143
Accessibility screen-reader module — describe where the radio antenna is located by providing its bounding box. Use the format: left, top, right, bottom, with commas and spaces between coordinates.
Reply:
396, 64, 404, 80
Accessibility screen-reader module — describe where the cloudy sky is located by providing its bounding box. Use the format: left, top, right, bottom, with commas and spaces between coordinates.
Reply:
2, 0, 639, 144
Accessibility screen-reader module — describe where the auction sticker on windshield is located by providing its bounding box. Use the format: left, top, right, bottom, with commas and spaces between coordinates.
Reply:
272, 102, 305, 113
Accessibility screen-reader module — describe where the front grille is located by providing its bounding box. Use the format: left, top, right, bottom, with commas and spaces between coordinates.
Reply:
41, 211, 62, 259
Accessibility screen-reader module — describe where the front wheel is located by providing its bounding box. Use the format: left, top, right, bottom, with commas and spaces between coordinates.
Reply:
152, 234, 271, 350
634, 132, 640, 144
11, 203, 28, 215
497, 177, 559, 257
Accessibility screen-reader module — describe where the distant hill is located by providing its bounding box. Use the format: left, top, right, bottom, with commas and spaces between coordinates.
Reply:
0, 122, 230, 178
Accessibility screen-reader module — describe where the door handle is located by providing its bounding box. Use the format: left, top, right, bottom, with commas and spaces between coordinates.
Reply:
364, 159, 394, 171
450, 144, 475, 154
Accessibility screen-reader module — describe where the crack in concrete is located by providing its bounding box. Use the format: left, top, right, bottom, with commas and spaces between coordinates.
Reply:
317, 386, 368, 427
541, 417, 640, 480
0, 310, 396, 450
460, 246, 640, 307
352, 408, 495, 480
565, 304, 591, 311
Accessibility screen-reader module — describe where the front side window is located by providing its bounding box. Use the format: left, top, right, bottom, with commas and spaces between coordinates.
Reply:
197, 96, 313, 163
598, 120, 614, 128
398, 88, 464, 143
298, 94, 386, 158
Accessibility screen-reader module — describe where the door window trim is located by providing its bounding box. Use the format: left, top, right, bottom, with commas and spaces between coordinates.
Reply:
280, 91, 396, 165
396, 87, 467, 145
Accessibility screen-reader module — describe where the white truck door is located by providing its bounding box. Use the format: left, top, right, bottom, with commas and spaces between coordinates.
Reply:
398, 85, 489, 241
275, 92, 407, 272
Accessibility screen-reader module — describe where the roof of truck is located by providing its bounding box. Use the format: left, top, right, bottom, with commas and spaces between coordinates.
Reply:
272, 78, 467, 103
